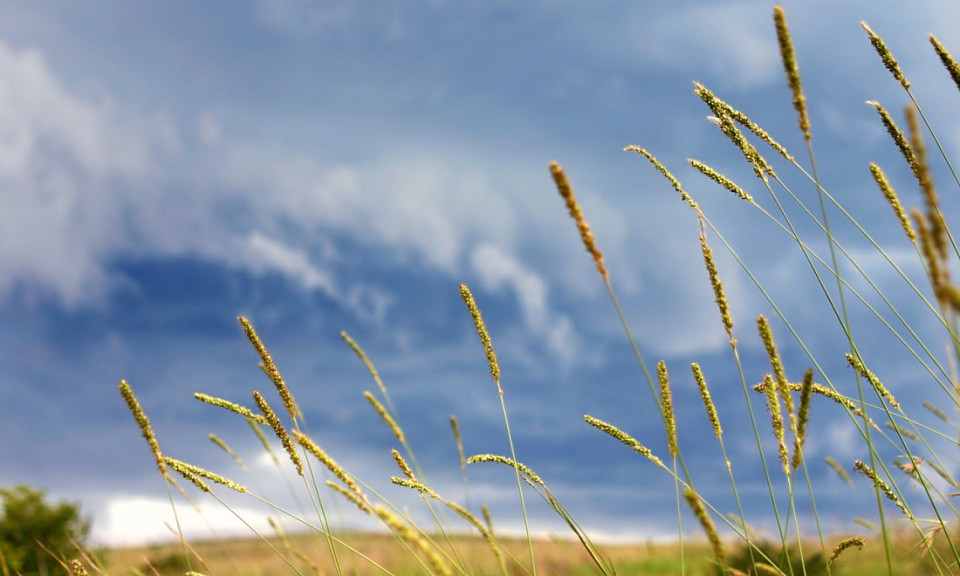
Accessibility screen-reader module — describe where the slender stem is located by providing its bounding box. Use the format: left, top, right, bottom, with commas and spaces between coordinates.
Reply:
497, 382, 537, 576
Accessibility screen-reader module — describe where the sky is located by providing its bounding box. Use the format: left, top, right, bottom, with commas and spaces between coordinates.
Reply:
2, 0, 960, 552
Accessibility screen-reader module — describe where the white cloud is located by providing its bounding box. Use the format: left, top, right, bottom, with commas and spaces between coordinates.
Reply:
636, 3, 781, 91
242, 231, 338, 295
816, 419, 859, 462
470, 243, 578, 359
94, 496, 274, 546
210, 149, 485, 273
0, 36, 520, 315
0, 39, 176, 308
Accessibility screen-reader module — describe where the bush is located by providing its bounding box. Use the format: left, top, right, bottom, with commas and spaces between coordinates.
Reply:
721, 540, 827, 576
137, 551, 190, 575
0, 484, 91, 576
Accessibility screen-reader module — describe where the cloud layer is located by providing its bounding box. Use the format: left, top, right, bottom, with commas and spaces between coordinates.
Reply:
1, 1, 958, 547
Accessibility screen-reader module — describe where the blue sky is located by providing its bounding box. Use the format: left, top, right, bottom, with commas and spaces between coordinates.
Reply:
2, 1, 960, 549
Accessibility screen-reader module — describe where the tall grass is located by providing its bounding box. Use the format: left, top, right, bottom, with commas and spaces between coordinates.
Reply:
77, 6, 960, 576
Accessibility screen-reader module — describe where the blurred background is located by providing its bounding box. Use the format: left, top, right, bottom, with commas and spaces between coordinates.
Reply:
0, 0, 958, 545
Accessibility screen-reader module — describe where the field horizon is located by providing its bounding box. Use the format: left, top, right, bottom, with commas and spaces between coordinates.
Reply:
100, 529, 916, 575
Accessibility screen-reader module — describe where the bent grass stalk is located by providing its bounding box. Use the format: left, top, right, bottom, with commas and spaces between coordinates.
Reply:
239, 316, 303, 425
632, 146, 794, 560
112, 7, 960, 575
450, 415, 471, 508
465, 454, 614, 575
254, 389, 346, 573
702, 18, 960, 562
208, 434, 246, 470
118, 380, 194, 573
459, 282, 534, 576
391, 477, 508, 575
656, 360, 685, 573
556, 155, 704, 573
340, 332, 460, 564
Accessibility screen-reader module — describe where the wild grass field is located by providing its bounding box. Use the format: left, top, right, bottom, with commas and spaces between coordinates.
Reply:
96, 531, 941, 575
101, 533, 708, 576
30, 4, 960, 576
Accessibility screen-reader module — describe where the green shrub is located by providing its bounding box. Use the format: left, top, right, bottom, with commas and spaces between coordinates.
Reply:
137, 550, 191, 575
721, 540, 827, 576
0, 484, 91, 576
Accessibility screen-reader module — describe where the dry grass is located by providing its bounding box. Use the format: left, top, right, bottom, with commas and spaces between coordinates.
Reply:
82, 5, 960, 576
101, 533, 715, 576
97, 530, 960, 575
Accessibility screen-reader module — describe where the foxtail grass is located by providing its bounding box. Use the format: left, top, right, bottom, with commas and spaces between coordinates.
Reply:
114, 6, 960, 576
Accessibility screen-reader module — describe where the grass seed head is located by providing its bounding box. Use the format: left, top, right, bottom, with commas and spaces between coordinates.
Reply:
757, 315, 795, 430
683, 487, 725, 566
341, 331, 390, 401
714, 112, 774, 181
692, 363, 722, 439
853, 517, 877, 532
481, 503, 494, 534
326, 480, 371, 514
942, 283, 960, 314
466, 454, 545, 488
253, 390, 303, 476
913, 208, 948, 309
829, 537, 865, 565
923, 400, 949, 422
885, 422, 920, 442
862, 21, 911, 90
791, 368, 814, 469
163, 456, 246, 493
755, 378, 878, 430
866, 101, 918, 177
688, 159, 753, 204
854, 460, 913, 520
209, 433, 246, 470
624, 146, 700, 214
761, 374, 790, 477
754, 563, 782, 576
926, 459, 958, 488
827, 536, 866, 564
69, 559, 89, 576
239, 316, 302, 423
459, 283, 501, 383
657, 360, 679, 459
364, 390, 405, 444
825, 456, 853, 484
194, 393, 269, 425
584, 415, 664, 468
774, 6, 811, 140
698, 222, 735, 343
846, 353, 900, 410
392, 448, 416, 480
450, 415, 466, 472
392, 477, 442, 500
692, 82, 794, 161
373, 504, 452, 576
294, 430, 364, 500
869, 163, 916, 243
443, 499, 506, 573
931, 35, 960, 94
119, 380, 166, 476
550, 161, 609, 279
163, 458, 211, 493
906, 105, 947, 261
